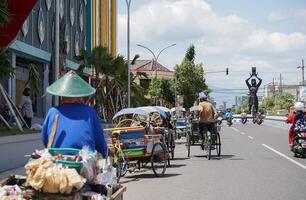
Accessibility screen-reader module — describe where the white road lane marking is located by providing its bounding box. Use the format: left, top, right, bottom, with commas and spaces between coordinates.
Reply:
241, 132, 246, 135
248, 136, 254, 140
262, 144, 306, 170
231, 127, 239, 132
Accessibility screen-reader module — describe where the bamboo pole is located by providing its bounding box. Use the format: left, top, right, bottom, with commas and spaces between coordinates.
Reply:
0, 114, 11, 129
2, 85, 29, 128
0, 84, 23, 131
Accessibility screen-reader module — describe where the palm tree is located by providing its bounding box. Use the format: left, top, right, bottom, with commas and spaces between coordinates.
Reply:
0, 0, 10, 28
76, 46, 148, 121
0, 1, 13, 79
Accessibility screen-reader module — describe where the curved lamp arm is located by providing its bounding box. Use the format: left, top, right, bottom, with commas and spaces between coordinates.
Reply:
156, 43, 176, 61
136, 44, 157, 61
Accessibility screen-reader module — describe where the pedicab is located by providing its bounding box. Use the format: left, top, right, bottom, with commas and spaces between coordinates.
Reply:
186, 106, 221, 160
171, 107, 188, 138
105, 107, 170, 181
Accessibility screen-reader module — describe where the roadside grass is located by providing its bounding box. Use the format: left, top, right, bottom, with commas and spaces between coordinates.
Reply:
0, 127, 38, 137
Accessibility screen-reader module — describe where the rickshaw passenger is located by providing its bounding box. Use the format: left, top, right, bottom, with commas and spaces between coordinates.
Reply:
198, 93, 216, 149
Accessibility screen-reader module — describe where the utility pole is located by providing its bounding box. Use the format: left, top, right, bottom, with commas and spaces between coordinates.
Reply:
125, 0, 131, 107
298, 59, 305, 85
54, 0, 60, 106
279, 73, 282, 93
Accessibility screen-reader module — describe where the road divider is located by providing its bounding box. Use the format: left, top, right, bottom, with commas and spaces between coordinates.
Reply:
262, 144, 306, 170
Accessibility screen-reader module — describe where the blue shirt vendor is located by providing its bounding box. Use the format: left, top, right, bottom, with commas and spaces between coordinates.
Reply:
41, 71, 108, 158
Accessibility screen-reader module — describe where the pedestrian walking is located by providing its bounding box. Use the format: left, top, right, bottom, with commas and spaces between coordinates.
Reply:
19, 88, 33, 128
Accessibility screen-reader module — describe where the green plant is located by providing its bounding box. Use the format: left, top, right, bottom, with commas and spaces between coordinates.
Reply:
0, 0, 10, 28
0, 49, 14, 79
26, 63, 41, 98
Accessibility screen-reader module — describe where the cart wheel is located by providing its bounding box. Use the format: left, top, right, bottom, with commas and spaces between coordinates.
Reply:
216, 132, 221, 157
151, 142, 167, 177
186, 132, 191, 158
205, 137, 211, 160
170, 133, 175, 159
116, 158, 128, 183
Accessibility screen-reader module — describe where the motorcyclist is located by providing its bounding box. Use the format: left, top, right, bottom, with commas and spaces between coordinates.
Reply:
285, 102, 305, 149
225, 109, 233, 120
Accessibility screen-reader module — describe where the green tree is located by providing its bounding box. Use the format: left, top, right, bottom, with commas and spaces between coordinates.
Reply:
0, 0, 10, 28
76, 47, 148, 120
274, 92, 295, 111
26, 64, 41, 98
173, 45, 210, 108
262, 96, 274, 110
148, 78, 175, 106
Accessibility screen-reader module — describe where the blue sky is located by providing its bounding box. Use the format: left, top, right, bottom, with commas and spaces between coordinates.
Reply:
116, 0, 306, 107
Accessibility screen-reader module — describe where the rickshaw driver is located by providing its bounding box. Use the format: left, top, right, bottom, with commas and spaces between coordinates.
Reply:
198, 93, 216, 150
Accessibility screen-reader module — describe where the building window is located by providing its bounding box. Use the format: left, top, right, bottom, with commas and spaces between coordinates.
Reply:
79, 4, 84, 32
21, 17, 29, 37
75, 31, 80, 56
70, 0, 75, 26
45, 0, 52, 10
64, 25, 70, 54
38, 8, 45, 44
60, 0, 64, 19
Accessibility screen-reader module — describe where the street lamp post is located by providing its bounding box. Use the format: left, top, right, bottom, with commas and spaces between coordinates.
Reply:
125, 0, 131, 107
298, 59, 305, 85
136, 43, 176, 105
136, 43, 176, 78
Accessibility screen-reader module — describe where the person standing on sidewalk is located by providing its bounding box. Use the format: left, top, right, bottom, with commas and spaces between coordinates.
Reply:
198, 93, 216, 149
19, 88, 33, 128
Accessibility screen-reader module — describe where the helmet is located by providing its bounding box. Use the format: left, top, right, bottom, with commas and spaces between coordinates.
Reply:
294, 102, 304, 111
199, 92, 207, 101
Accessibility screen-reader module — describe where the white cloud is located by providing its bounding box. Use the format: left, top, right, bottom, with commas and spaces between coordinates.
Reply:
242, 31, 306, 53
268, 9, 306, 22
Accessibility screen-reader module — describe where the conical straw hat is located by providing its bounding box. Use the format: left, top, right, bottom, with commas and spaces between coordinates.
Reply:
46, 70, 96, 97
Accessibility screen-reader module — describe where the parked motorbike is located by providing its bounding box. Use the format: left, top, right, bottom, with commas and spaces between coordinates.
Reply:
227, 118, 233, 126
292, 131, 306, 158
241, 113, 247, 124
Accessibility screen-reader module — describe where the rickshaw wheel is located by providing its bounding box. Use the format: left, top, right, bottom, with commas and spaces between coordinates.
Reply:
216, 132, 221, 157
116, 158, 128, 183
151, 142, 167, 177
205, 140, 212, 160
186, 132, 191, 158
170, 133, 175, 159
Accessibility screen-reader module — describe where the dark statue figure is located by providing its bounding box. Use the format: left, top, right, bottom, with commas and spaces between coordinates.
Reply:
245, 72, 262, 113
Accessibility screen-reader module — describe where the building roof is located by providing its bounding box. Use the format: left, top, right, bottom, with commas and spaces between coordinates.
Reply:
130, 59, 173, 72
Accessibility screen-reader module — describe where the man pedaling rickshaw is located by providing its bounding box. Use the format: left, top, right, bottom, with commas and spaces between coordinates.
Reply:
198, 93, 217, 150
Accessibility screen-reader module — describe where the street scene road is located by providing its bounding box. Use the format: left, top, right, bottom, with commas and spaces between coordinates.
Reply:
122, 122, 306, 200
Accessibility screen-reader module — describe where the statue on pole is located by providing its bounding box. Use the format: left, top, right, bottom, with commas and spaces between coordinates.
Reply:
245, 67, 262, 114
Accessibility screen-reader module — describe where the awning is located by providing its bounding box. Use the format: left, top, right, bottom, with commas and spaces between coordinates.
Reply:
0, 0, 37, 47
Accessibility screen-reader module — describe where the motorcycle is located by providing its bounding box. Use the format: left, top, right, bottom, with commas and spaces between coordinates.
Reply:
241, 113, 247, 124
217, 116, 223, 125
256, 114, 264, 125
292, 131, 306, 158
227, 118, 233, 126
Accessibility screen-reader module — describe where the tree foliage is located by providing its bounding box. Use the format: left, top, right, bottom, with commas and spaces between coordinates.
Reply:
76, 46, 148, 120
0, 0, 10, 28
0, 49, 14, 79
149, 78, 175, 106
26, 64, 41, 98
173, 45, 209, 108
274, 92, 295, 110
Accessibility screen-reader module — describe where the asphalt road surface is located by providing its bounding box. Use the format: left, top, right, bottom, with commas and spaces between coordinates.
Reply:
121, 121, 306, 200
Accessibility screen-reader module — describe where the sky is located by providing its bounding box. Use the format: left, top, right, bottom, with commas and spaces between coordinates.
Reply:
116, 0, 306, 107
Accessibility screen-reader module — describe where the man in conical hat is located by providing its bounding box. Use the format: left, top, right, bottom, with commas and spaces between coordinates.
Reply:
41, 71, 107, 157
